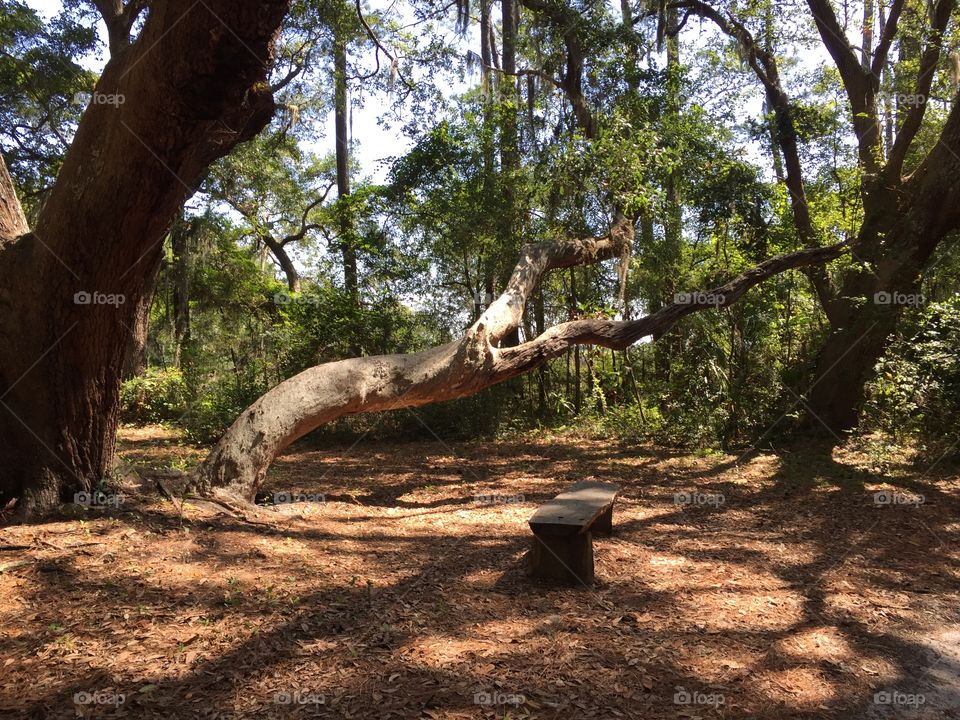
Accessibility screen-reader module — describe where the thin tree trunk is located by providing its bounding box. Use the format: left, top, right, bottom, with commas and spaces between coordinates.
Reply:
172, 218, 194, 368
763, 3, 785, 182
664, 7, 682, 284
499, 0, 522, 348
534, 286, 546, 418
335, 34, 358, 305
571, 268, 581, 412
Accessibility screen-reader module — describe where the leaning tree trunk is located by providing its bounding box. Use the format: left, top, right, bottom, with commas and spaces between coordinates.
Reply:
0, 0, 290, 518
193, 216, 848, 502
261, 234, 301, 293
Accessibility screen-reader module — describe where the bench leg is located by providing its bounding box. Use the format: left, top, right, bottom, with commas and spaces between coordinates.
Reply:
529, 532, 594, 585
593, 505, 614, 536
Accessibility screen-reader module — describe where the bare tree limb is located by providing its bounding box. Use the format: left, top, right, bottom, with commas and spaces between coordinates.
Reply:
192, 213, 848, 500
496, 240, 849, 377
871, 0, 905, 79
91, 0, 150, 55
279, 187, 333, 245
355, 0, 414, 91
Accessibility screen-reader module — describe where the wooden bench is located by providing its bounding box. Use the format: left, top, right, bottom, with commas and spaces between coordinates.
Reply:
528, 480, 620, 585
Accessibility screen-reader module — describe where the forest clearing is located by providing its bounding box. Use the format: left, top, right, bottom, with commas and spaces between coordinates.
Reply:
4, 0, 960, 716
0, 426, 957, 718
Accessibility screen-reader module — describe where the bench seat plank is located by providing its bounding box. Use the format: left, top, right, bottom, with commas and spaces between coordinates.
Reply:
528, 480, 620, 537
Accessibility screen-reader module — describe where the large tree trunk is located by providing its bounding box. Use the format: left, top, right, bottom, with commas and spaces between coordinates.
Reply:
193, 218, 847, 502
806, 119, 960, 429
0, 0, 290, 518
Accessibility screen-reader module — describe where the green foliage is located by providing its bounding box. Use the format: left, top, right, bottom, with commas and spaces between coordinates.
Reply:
108, 0, 955, 460
0, 0, 96, 200
120, 369, 189, 425
180, 371, 266, 445
862, 297, 960, 463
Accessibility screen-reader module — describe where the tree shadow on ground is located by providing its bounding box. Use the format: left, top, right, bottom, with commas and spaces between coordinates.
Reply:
1, 433, 958, 719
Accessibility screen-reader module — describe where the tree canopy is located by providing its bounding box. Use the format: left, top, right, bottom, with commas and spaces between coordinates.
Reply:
1, 0, 959, 514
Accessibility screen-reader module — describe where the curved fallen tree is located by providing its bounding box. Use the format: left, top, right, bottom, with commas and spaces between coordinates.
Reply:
192, 214, 848, 503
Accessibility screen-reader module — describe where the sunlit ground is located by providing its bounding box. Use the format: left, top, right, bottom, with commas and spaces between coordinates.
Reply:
0, 426, 957, 719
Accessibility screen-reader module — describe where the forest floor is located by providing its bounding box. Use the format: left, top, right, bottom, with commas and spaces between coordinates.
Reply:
0, 425, 958, 719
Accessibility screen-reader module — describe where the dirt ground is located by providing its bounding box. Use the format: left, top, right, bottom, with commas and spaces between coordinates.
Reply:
1, 424, 958, 719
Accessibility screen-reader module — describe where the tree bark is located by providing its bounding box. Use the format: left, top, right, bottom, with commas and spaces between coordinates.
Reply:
122, 252, 161, 380
172, 218, 194, 368
334, 34, 358, 305
0, 153, 28, 243
261, 234, 301, 293
807, 104, 960, 430
193, 217, 847, 502
0, 0, 289, 518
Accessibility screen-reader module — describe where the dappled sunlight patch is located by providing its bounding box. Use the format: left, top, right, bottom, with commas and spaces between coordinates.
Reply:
2, 430, 957, 718
768, 626, 855, 665
729, 452, 781, 478
400, 633, 500, 667
678, 594, 805, 633
753, 666, 842, 709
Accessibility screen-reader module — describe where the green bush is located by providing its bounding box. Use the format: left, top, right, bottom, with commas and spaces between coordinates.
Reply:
179, 372, 265, 444
120, 368, 189, 424
861, 296, 960, 463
